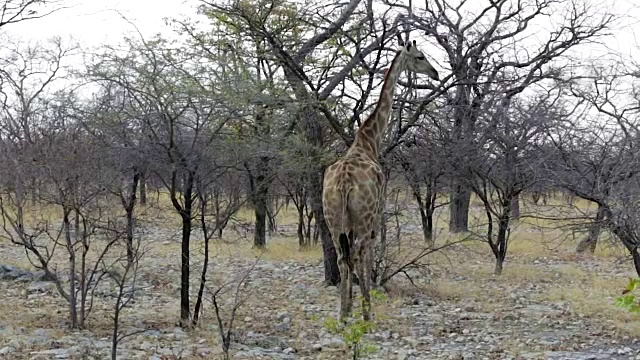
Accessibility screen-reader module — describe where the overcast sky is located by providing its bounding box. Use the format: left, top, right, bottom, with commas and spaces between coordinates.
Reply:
4, 0, 640, 55
3, 0, 640, 124
4, 0, 640, 98
4, 0, 201, 46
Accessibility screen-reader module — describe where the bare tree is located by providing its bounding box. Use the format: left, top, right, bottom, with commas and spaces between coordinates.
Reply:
87, 33, 239, 326
547, 60, 640, 273
399, 0, 614, 232
210, 259, 260, 360
192, 150, 247, 326
0, 38, 124, 328
0, 0, 63, 29
550, 118, 640, 274
393, 129, 448, 244
107, 223, 146, 360
467, 91, 564, 274
197, 0, 418, 284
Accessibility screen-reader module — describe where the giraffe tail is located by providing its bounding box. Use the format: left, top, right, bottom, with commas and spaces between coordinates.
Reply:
338, 185, 353, 268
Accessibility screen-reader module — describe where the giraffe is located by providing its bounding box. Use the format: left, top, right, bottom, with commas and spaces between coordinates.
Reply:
322, 39, 440, 321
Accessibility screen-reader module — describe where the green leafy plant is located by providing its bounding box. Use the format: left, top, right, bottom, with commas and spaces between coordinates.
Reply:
616, 278, 640, 313
321, 289, 387, 360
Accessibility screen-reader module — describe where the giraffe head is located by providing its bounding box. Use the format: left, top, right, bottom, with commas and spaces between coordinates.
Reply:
399, 39, 439, 81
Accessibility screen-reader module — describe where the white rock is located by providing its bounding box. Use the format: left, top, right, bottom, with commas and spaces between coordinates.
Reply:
196, 347, 212, 356
29, 348, 70, 359
0, 346, 15, 354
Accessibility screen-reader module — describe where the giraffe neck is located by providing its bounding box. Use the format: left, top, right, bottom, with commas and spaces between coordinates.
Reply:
348, 50, 406, 159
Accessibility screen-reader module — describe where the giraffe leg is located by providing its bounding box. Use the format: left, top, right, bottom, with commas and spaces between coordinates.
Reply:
369, 231, 379, 290
355, 244, 372, 322
348, 231, 361, 286
337, 233, 353, 321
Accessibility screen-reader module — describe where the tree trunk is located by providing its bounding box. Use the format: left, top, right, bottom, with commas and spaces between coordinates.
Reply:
138, 171, 147, 205
494, 222, 508, 275
607, 217, 640, 278
312, 169, 339, 284
180, 212, 192, 324
411, 182, 435, 245
266, 202, 277, 235
125, 171, 140, 265
111, 297, 121, 360
79, 212, 87, 328
313, 223, 319, 245
253, 196, 267, 249
249, 156, 270, 249
449, 181, 471, 233
125, 204, 135, 265
214, 189, 224, 239
448, 74, 478, 234
305, 210, 313, 246
418, 207, 433, 245
493, 202, 511, 276
510, 194, 520, 220
480, 194, 509, 276
30, 178, 37, 206
297, 207, 305, 249
494, 255, 504, 276
63, 208, 78, 328
576, 203, 605, 254
424, 179, 437, 245
176, 171, 195, 327
400, 160, 436, 244
282, 66, 339, 285
632, 248, 640, 279
193, 188, 210, 326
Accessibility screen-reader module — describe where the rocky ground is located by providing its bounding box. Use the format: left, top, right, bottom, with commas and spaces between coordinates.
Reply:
1, 221, 640, 359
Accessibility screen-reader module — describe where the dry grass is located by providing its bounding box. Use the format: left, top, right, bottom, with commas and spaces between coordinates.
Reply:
421, 245, 640, 337
0, 296, 66, 330
535, 273, 640, 335
2, 188, 640, 359
153, 235, 324, 263
427, 280, 472, 301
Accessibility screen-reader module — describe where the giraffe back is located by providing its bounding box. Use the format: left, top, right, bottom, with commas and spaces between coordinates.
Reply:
323, 152, 385, 241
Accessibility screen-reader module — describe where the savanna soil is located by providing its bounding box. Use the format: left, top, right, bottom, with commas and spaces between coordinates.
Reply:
1, 199, 640, 360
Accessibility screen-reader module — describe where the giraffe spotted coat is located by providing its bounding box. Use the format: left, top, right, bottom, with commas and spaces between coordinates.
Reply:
322, 39, 440, 321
